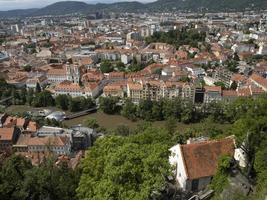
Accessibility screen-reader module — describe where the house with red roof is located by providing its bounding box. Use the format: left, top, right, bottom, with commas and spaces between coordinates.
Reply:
169, 137, 235, 192
0, 127, 20, 152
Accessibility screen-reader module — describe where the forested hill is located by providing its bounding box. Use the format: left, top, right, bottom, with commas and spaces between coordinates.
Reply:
148, 0, 267, 12
1, 0, 267, 18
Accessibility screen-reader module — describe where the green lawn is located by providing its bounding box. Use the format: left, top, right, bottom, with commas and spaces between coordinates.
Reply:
63, 111, 232, 133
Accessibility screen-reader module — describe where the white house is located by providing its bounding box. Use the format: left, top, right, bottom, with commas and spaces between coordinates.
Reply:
169, 137, 235, 192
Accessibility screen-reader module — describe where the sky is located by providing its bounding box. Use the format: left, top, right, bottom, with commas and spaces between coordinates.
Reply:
0, 0, 155, 11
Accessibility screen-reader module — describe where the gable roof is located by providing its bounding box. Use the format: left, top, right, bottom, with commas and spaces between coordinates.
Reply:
180, 137, 235, 180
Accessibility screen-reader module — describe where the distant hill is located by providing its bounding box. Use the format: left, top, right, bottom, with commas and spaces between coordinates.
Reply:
0, 9, 38, 18
1, 0, 267, 18
32, 1, 89, 16
148, 0, 267, 12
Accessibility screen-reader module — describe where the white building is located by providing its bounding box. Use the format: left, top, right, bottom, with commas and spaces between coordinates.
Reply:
47, 64, 80, 84
54, 80, 100, 98
121, 54, 132, 65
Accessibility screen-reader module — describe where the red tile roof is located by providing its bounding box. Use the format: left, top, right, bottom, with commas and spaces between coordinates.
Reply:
250, 73, 267, 90
205, 86, 222, 93
0, 128, 15, 141
180, 137, 235, 180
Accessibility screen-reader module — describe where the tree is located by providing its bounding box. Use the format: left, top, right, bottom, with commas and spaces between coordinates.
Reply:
68, 97, 95, 112
77, 127, 172, 200
68, 97, 83, 112
99, 97, 120, 114
137, 99, 153, 121
26, 88, 34, 106
0, 155, 80, 200
225, 60, 238, 73
114, 124, 131, 136
210, 155, 232, 196
151, 101, 163, 121
162, 98, 182, 120
0, 155, 32, 200
181, 102, 195, 124
116, 61, 126, 72
23, 65, 32, 72
35, 82, 42, 93
230, 81, 238, 90
32, 91, 54, 107
100, 60, 113, 73
55, 94, 70, 110
214, 82, 225, 89
84, 117, 99, 129
21, 159, 80, 200
165, 117, 177, 134
121, 100, 137, 121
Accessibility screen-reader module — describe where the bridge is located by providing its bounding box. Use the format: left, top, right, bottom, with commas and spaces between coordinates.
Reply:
64, 106, 98, 120
0, 96, 13, 104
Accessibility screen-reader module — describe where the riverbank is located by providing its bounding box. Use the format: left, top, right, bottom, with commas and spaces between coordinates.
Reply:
5, 105, 231, 133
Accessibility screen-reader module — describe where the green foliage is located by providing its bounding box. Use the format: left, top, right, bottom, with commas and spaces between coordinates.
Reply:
55, 94, 71, 110
55, 95, 95, 112
99, 97, 120, 114
84, 117, 99, 129
210, 155, 232, 194
145, 28, 206, 49
35, 82, 42, 93
114, 124, 131, 136
0, 38, 5, 45
121, 99, 137, 121
77, 127, 172, 200
0, 155, 80, 200
115, 61, 126, 72
23, 65, 32, 72
32, 91, 55, 107
121, 98, 199, 123
230, 81, 238, 90
68, 96, 95, 112
164, 117, 177, 134
100, 60, 114, 73
128, 63, 144, 72
225, 60, 238, 73
214, 82, 226, 89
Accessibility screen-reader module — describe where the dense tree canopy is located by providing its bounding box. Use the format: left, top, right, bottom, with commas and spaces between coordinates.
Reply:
145, 28, 206, 49
77, 127, 172, 200
99, 97, 120, 114
0, 155, 80, 200
100, 60, 114, 73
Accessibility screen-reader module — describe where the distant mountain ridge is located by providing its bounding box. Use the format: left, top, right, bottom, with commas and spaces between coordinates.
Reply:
0, 0, 267, 18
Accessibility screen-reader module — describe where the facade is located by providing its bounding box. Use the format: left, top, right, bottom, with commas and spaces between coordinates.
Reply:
47, 65, 80, 84
27, 136, 71, 155
204, 86, 222, 103
127, 80, 195, 103
54, 81, 84, 97
213, 67, 233, 87
103, 85, 124, 98
54, 80, 99, 98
